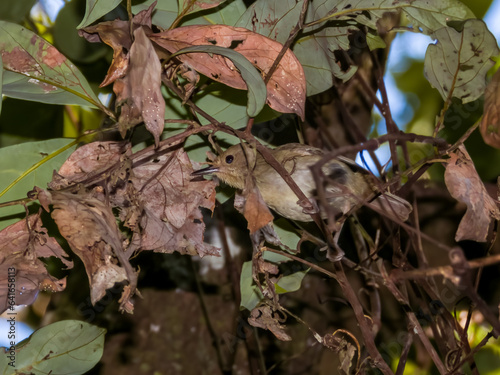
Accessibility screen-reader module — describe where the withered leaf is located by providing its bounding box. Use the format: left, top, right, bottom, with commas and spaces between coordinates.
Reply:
0, 215, 72, 313
444, 146, 500, 242
481, 68, 500, 149
37, 189, 133, 306
115, 27, 165, 144
130, 147, 218, 256
150, 24, 306, 119
50, 141, 131, 189
79, 2, 155, 87
80, 3, 164, 142
240, 185, 274, 234
248, 305, 291, 341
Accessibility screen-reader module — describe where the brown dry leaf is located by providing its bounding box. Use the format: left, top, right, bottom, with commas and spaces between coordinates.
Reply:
79, 3, 155, 86
481, 68, 500, 149
248, 305, 291, 341
37, 189, 132, 306
114, 27, 165, 143
80, 3, 164, 143
50, 141, 131, 189
444, 145, 500, 242
150, 24, 306, 119
130, 147, 218, 256
0, 215, 72, 313
235, 175, 274, 234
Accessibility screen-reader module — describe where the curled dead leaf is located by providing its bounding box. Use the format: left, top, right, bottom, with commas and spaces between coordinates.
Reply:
248, 305, 291, 341
444, 145, 500, 242
0, 215, 72, 313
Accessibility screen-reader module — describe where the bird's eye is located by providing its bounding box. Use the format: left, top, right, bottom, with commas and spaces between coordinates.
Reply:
225, 155, 234, 164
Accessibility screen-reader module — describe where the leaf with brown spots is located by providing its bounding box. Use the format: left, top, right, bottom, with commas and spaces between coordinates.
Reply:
150, 24, 306, 119
0, 215, 72, 313
0, 21, 100, 108
444, 146, 500, 242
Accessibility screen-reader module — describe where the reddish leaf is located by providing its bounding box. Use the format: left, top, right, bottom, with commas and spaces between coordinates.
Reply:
0, 215, 72, 313
481, 68, 500, 149
242, 186, 274, 234
444, 146, 500, 242
150, 25, 306, 119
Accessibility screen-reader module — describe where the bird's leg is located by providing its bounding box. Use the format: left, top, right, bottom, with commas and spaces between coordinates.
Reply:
326, 222, 345, 262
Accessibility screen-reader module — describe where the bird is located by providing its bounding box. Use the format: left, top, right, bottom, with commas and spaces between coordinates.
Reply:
193, 142, 411, 222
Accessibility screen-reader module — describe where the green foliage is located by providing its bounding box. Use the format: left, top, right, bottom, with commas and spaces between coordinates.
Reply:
169, 45, 267, 117
78, 0, 122, 29
0, 139, 77, 230
0, 320, 105, 375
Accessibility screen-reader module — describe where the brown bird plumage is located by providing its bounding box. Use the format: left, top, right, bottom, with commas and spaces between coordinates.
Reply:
194, 143, 410, 222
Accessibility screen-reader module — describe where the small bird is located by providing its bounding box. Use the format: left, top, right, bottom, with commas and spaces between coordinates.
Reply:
193, 143, 411, 222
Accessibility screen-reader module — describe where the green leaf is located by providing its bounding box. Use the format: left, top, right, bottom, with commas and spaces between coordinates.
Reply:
236, 0, 354, 95
132, 0, 178, 29
0, 21, 102, 108
178, 0, 229, 17
169, 45, 267, 117
262, 219, 300, 263
77, 0, 123, 29
132, 0, 246, 29
236, 0, 411, 95
273, 218, 301, 250
0, 320, 106, 375
240, 261, 263, 311
0, 54, 3, 116
424, 19, 498, 103
404, 0, 476, 35
0, 138, 78, 230
275, 269, 309, 294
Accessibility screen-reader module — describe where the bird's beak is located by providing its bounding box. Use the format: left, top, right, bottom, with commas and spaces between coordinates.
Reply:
191, 165, 219, 176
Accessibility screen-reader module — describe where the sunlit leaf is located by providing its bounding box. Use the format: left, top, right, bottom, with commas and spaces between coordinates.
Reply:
404, 0, 475, 34
424, 19, 498, 104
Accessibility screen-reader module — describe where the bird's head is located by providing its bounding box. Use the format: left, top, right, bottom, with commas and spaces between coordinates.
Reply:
192, 143, 256, 190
